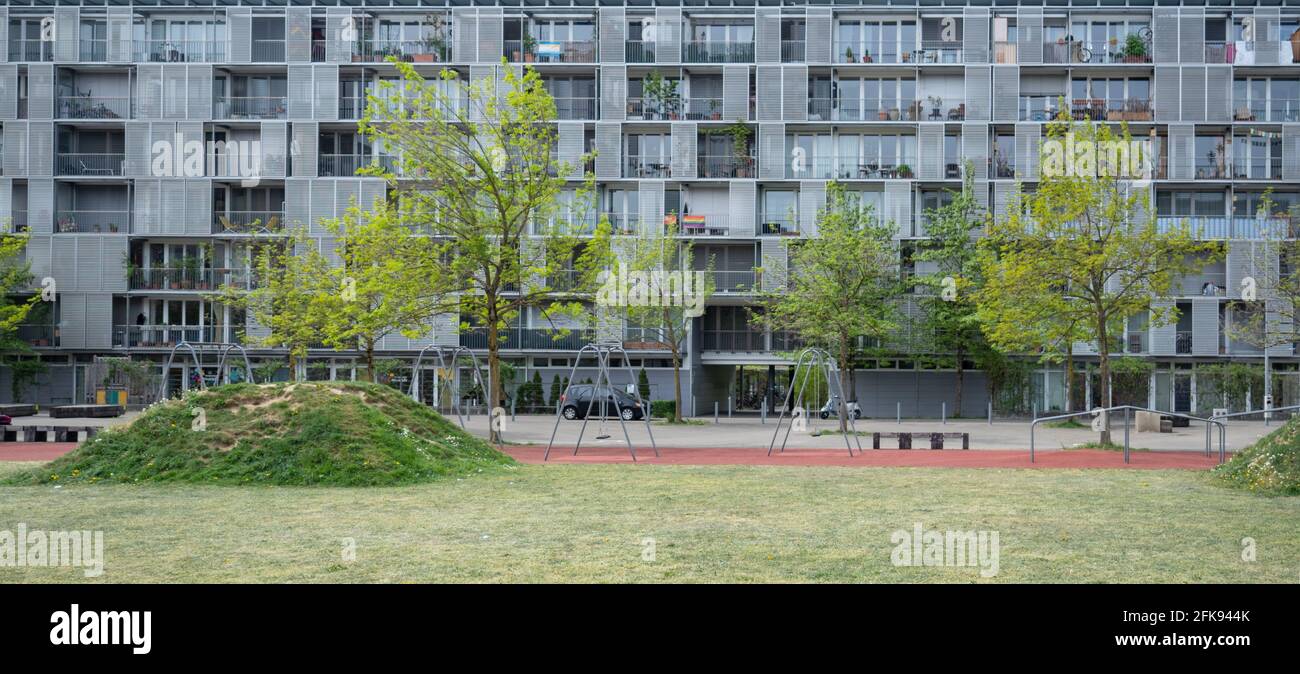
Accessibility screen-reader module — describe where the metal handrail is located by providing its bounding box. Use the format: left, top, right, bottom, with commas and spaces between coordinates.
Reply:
1029, 405, 1227, 464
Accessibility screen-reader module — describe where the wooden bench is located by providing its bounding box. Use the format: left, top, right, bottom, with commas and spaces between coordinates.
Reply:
872, 431, 969, 450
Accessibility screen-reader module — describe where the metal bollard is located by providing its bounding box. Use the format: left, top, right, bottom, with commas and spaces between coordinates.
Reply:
714, 401, 719, 424
897, 402, 901, 425
511, 399, 516, 422
942, 402, 946, 425
1123, 407, 1131, 464
761, 405, 766, 425
728, 396, 732, 418
987, 402, 992, 425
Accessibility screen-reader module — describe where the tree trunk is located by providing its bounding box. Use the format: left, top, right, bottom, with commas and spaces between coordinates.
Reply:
487, 318, 502, 444
1096, 316, 1111, 446
288, 352, 299, 382
1064, 348, 1074, 413
364, 341, 375, 383
671, 350, 683, 423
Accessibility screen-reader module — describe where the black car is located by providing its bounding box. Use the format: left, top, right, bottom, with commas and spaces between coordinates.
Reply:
560, 385, 645, 421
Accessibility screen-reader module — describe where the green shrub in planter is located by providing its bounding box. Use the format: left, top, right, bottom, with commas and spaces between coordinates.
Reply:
650, 400, 675, 419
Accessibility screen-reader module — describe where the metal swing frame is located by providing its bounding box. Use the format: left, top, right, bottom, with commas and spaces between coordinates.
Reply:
544, 341, 658, 462
768, 347, 863, 457
156, 341, 255, 400
408, 344, 493, 431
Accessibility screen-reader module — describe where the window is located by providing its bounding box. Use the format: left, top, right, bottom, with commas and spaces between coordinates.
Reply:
836, 19, 917, 63
836, 77, 916, 120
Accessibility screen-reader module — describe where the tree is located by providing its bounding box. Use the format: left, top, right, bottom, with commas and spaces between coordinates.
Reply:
1, 232, 43, 400
219, 232, 324, 379
914, 170, 996, 415
977, 117, 1219, 443
361, 60, 610, 441
754, 181, 903, 430
600, 217, 712, 422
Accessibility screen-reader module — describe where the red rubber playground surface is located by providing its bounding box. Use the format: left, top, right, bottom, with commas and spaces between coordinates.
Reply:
0, 443, 80, 462
504, 445, 1228, 470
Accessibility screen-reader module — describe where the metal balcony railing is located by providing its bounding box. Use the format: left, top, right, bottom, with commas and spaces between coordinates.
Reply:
1071, 98, 1153, 121
134, 40, 225, 63
1194, 158, 1230, 180
8, 39, 54, 62
252, 39, 286, 62
917, 40, 962, 64
312, 41, 326, 62
214, 211, 284, 234
1205, 42, 1232, 64
116, 325, 215, 349
58, 95, 131, 119
833, 156, 918, 179
1019, 95, 1062, 121
919, 98, 966, 121
684, 40, 754, 63
1233, 158, 1284, 181
4, 211, 28, 233
459, 327, 596, 351
684, 97, 725, 120
1179, 272, 1228, 297
1175, 331, 1193, 355
17, 324, 58, 348
339, 96, 366, 119
79, 39, 108, 62
56, 153, 125, 177
625, 41, 656, 63
319, 153, 388, 177
604, 213, 641, 235
214, 96, 288, 120
781, 40, 806, 62
552, 96, 597, 120
712, 270, 757, 293
993, 41, 1018, 64
1157, 216, 1231, 239
836, 99, 923, 121
55, 210, 129, 234
992, 156, 1016, 179
835, 41, 912, 64
354, 39, 451, 63
787, 157, 837, 180
698, 155, 756, 179
627, 96, 683, 121
759, 216, 800, 236
1232, 100, 1300, 122
128, 267, 221, 291
702, 329, 767, 351
624, 155, 672, 179
504, 40, 596, 63
673, 213, 729, 236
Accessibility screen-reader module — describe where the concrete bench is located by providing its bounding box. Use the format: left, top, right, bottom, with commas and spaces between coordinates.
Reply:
872, 431, 969, 450
0, 404, 38, 417
48, 404, 125, 419
0, 426, 99, 443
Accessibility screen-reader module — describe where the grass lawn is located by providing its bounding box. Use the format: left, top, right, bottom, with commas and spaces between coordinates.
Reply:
1, 461, 1296, 583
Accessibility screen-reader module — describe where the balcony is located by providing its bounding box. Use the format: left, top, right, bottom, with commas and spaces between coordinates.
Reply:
8, 39, 54, 62
683, 97, 725, 121
1071, 98, 1153, 122
1194, 158, 1230, 180
4, 211, 28, 233
759, 216, 800, 236
1019, 95, 1062, 121
919, 98, 965, 121
319, 153, 390, 177
781, 40, 805, 62
992, 156, 1016, 179
627, 96, 682, 121
58, 95, 131, 120
836, 99, 923, 122
624, 155, 671, 179
128, 267, 220, 292
683, 40, 754, 64
1176, 331, 1193, 355
80, 39, 107, 62
1156, 216, 1231, 239
1232, 157, 1283, 181
1232, 100, 1300, 123
787, 157, 837, 180
1205, 42, 1232, 64
993, 41, 1017, 64
56, 153, 125, 177
1045, 38, 1151, 65
673, 213, 729, 236
133, 40, 225, 63
251, 39, 286, 62
702, 329, 767, 351
604, 214, 641, 235
834, 41, 914, 64
553, 96, 597, 120
832, 157, 917, 180
339, 96, 365, 120
214, 211, 284, 235
55, 210, 129, 234
1178, 271, 1227, 297
504, 40, 596, 64
626, 41, 656, 63
17, 324, 58, 348
712, 270, 757, 293
354, 39, 451, 64
312, 40, 326, 62
459, 327, 596, 351
917, 41, 962, 64
213, 96, 288, 120
115, 325, 215, 349
698, 154, 756, 179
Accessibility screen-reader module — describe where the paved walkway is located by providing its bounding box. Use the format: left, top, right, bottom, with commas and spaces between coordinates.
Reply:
504, 445, 1226, 470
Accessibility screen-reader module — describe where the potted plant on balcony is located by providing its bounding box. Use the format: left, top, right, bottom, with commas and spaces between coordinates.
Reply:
1122, 33, 1149, 63
417, 14, 447, 62
523, 34, 538, 63
896, 163, 913, 178
709, 98, 721, 121
726, 121, 753, 178
845, 47, 854, 63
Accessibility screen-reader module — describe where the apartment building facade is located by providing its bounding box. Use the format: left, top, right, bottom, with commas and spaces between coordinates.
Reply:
1, 0, 1298, 416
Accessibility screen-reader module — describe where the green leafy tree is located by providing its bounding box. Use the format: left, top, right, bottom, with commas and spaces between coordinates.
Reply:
914, 170, 997, 414
603, 217, 712, 422
1, 232, 43, 399
219, 234, 324, 379
977, 117, 1219, 443
361, 60, 611, 441
754, 181, 904, 430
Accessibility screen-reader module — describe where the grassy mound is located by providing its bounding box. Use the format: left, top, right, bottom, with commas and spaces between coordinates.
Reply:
6, 381, 513, 487
1213, 416, 1300, 496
